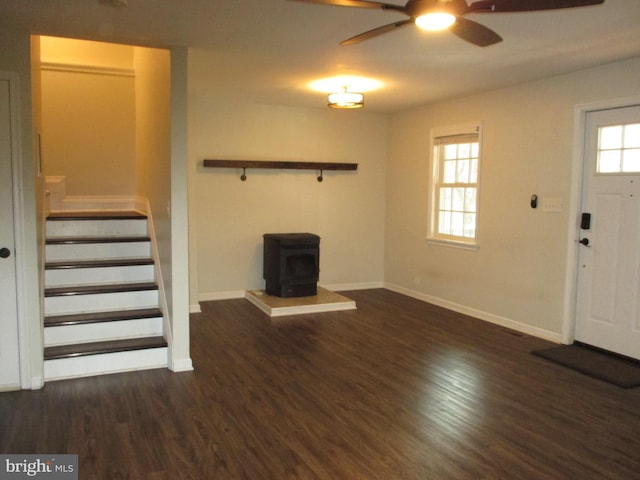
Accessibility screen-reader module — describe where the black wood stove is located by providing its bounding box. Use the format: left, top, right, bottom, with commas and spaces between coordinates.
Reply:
263, 233, 320, 297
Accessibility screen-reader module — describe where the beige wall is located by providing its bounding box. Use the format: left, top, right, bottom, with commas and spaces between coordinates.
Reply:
386, 56, 640, 340
188, 96, 388, 300
40, 37, 136, 196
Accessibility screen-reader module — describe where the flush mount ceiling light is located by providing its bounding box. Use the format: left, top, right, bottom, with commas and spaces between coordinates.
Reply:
327, 87, 364, 109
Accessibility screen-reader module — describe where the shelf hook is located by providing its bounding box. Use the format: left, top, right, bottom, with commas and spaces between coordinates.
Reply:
317, 170, 324, 182
240, 168, 247, 181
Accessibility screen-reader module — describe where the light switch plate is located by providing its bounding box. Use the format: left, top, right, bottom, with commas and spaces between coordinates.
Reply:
541, 197, 562, 212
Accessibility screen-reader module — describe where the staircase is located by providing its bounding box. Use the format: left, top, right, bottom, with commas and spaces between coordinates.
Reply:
43, 210, 168, 381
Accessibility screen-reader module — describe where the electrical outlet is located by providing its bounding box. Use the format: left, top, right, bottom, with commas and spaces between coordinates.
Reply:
541, 197, 562, 213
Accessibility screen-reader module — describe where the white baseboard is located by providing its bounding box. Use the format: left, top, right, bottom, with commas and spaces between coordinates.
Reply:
321, 281, 384, 291
384, 282, 563, 343
198, 282, 384, 303
189, 304, 202, 313
30, 376, 44, 390
170, 357, 194, 372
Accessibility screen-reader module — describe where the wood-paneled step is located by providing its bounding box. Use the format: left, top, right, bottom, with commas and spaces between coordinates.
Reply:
45, 282, 158, 297
45, 307, 162, 327
46, 258, 154, 269
47, 210, 147, 221
46, 235, 151, 245
44, 336, 167, 361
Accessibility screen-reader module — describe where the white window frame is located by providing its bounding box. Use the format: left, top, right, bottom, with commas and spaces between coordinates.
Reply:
427, 122, 482, 249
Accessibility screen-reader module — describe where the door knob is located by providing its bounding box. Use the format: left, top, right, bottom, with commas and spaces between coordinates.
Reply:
0, 247, 11, 258
579, 238, 590, 247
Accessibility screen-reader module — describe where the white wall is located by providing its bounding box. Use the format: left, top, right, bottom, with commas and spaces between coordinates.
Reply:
188, 96, 388, 301
386, 56, 640, 340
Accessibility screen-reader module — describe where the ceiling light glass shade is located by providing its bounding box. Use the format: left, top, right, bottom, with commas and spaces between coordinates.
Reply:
415, 12, 456, 31
327, 90, 364, 109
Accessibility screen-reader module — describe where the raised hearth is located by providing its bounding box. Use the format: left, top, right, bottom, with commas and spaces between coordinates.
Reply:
246, 287, 356, 318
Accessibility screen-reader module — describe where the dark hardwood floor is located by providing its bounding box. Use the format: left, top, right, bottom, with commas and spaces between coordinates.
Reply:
2, 289, 639, 479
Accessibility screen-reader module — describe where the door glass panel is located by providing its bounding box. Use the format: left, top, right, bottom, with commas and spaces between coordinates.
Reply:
623, 149, 640, 172
624, 124, 640, 148
597, 123, 640, 173
599, 125, 622, 149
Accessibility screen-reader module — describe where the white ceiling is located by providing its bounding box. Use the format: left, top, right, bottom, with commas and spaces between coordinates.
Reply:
2, 0, 640, 112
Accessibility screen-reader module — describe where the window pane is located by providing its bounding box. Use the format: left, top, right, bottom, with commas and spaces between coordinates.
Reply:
444, 144, 458, 160
443, 160, 456, 183
452, 188, 465, 211
464, 188, 477, 213
623, 148, 640, 172
451, 212, 464, 236
624, 124, 640, 149
458, 143, 471, 159
599, 126, 623, 150
463, 213, 476, 238
469, 159, 478, 183
440, 188, 452, 210
439, 211, 450, 235
457, 160, 469, 183
598, 150, 621, 173
471, 143, 479, 158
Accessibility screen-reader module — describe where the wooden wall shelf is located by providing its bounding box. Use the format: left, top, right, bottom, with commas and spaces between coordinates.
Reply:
203, 159, 358, 182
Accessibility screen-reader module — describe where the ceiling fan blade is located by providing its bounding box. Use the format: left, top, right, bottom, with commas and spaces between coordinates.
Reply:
449, 17, 502, 47
340, 19, 412, 45
467, 0, 604, 13
288, 0, 406, 13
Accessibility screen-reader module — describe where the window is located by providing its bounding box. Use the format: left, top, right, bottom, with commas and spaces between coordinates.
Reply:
428, 123, 481, 247
597, 123, 640, 173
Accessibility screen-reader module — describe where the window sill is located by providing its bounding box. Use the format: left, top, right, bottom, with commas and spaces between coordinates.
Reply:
426, 237, 479, 251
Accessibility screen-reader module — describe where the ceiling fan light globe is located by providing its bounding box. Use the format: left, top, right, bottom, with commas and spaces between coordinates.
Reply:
415, 12, 456, 31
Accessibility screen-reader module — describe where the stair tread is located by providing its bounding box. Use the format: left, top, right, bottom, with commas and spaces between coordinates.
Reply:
47, 210, 147, 221
44, 336, 167, 360
46, 235, 151, 245
45, 308, 163, 327
46, 258, 154, 269
45, 282, 158, 297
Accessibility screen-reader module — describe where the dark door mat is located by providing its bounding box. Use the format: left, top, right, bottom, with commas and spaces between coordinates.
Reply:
532, 344, 640, 388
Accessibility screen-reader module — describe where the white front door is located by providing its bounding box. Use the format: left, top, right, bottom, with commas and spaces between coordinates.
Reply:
0, 76, 21, 389
575, 105, 640, 360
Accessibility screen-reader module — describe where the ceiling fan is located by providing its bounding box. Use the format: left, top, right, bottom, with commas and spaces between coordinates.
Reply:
289, 0, 605, 47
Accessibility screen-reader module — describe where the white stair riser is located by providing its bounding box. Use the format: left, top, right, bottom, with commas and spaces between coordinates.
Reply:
45, 265, 155, 287
45, 290, 159, 315
46, 242, 151, 260
47, 219, 147, 237
44, 317, 163, 347
44, 347, 168, 381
